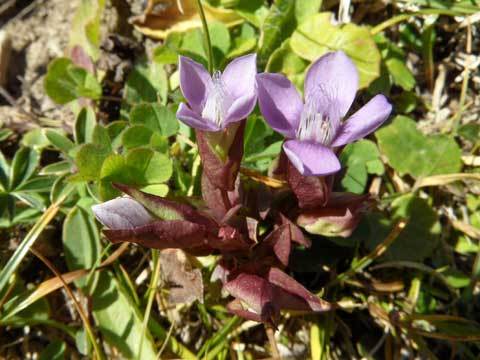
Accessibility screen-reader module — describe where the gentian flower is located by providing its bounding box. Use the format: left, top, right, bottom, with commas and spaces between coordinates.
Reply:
176, 54, 257, 132
256, 51, 392, 177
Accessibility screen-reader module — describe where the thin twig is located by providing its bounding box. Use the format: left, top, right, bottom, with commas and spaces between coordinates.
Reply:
265, 325, 280, 359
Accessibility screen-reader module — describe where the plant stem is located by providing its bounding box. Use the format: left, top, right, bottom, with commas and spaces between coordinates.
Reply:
371, 9, 464, 35
196, 0, 214, 74
139, 249, 161, 358
266, 325, 280, 359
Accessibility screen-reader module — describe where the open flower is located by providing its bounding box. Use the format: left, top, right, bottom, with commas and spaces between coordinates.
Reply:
177, 54, 257, 132
257, 51, 392, 176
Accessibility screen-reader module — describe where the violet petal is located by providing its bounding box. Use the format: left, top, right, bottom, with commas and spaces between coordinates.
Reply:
179, 56, 212, 113
176, 103, 221, 132
304, 51, 358, 118
283, 140, 341, 176
222, 53, 257, 103
331, 94, 393, 147
256, 73, 303, 138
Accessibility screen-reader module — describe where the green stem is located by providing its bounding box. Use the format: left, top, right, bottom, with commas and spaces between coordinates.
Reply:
196, 0, 214, 73
139, 249, 161, 358
371, 9, 465, 35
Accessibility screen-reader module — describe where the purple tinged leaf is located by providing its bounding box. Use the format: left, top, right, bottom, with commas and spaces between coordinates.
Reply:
286, 158, 333, 209
226, 299, 269, 323
114, 183, 213, 226
103, 219, 208, 251
267, 267, 331, 312
224, 273, 278, 318
70, 45, 95, 74
213, 225, 251, 252
200, 172, 241, 221
246, 217, 258, 243
297, 193, 371, 237
279, 213, 311, 248
92, 197, 154, 229
262, 225, 291, 267
196, 121, 245, 191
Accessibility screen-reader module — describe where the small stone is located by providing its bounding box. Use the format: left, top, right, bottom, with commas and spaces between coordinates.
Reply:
0, 30, 11, 87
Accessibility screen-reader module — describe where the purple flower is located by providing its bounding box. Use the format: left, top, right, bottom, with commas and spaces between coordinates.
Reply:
176, 54, 257, 132
256, 51, 392, 176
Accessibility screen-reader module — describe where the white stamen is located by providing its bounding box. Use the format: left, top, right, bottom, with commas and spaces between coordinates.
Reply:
296, 85, 339, 146
202, 71, 231, 126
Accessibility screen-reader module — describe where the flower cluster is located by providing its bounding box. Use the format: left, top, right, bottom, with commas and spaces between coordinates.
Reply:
92, 51, 392, 324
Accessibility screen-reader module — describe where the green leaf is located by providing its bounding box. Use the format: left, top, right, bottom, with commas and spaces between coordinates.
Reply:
21, 129, 50, 150
100, 154, 132, 184
44, 58, 102, 104
153, 33, 183, 65
75, 107, 97, 144
258, 0, 296, 65
210, 21, 231, 67
408, 315, 480, 341
376, 116, 462, 178
69, 0, 106, 60
106, 121, 128, 149
15, 176, 55, 192
9, 147, 39, 190
233, 0, 269, 27
458, 123, 480, 143
266, 39, 308, 92
339, 140, 384, 194
92, 124, 112, 152
74, 143, 110, 181
124, 59, 168, 108
45, 130, 75, 154
130, 103, 179, 137
122, 125, 154, 150
376, 34, 416, 91
0, 151, 9, 191
40, 161, 71, 176
0, 129, 13, 142
92, 271, 157, 359
126, 148, 173, 185
290, 12, 381, 88
39, 340, 66, 360
62, 205, 101, 290
295, 0, 322, 24
365, 195, 441, 262
441, 268, 470, 288
140, 184, 169, 197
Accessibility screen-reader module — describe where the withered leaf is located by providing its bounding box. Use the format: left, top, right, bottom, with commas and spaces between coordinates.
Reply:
159, 249, 204, 305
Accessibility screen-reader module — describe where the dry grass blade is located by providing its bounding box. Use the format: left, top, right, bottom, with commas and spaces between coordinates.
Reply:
240, 167, 286, 189
450, 220, 480, 241
330, 220, 407, 286
413, 173, 480, 190
28, 247, 106, 360
3, 243, 129, 319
